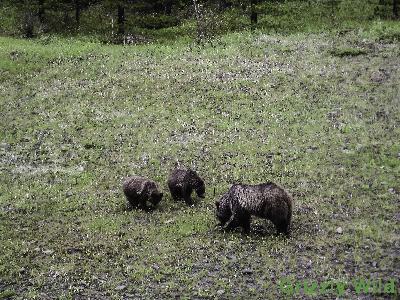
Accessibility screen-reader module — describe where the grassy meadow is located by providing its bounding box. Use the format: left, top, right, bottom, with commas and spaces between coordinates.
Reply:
0, 23, 400, 298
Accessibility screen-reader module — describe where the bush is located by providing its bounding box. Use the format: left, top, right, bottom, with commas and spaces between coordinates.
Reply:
0, 5, 19, 36
20, 10, 38, 38
131, 14, 181, 29
330, 47, 367, 57
338, 0, 377, 21
366, 20, 400, 41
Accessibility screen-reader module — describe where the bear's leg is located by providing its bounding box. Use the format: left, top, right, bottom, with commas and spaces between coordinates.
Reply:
169, 186, 181, 201
183, 186, 194, 205
184, 197, 193, 205
137, 195, 149, 211
171, 192, 180, 201
230, 210, 251, 234
127, 196, 139, 209
240, 215, 251, 234
126, 201, 135, 211
224, 215, 239, 230
275, 220, 290, 236
223, 202, 246, 231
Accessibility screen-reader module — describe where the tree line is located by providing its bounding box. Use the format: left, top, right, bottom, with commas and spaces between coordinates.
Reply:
1, 0, 399, 40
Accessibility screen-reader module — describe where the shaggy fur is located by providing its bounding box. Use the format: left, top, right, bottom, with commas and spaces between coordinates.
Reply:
215, 182, 293, 235
122, 176, 163, 210
167, 168, 205, 205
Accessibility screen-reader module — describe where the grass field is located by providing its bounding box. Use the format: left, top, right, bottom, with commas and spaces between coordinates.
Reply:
0, 25, 399, 299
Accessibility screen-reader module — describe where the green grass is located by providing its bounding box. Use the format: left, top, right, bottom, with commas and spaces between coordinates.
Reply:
330, 46, 367, 57
0, 28, 399, 298
0, 290, 16, 299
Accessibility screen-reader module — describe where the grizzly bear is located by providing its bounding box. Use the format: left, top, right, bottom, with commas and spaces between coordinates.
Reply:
215, 182, 293, 235
167, 168, 205, 205
122, 176, 163, 210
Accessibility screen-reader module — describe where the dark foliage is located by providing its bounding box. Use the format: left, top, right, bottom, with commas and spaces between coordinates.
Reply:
1, 1, 398, 40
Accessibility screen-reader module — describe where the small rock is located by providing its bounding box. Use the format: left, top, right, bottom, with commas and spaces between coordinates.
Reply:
394, 213, 400, 222
164, 218, 175, 224
66, 247, 82, 254
372, 261, 377, 267
306, 146, 318, 153
43, 249, 54, 255
84, 143, 95, 149
227, 255, 237, 262
0, 143, 11, 151
371, 70, 388, 83
115, 285, 126, 291
336, 227, 343, 234
376, 110, 388, 119
217, 289, 225, 295
66, 191, 73, 198
342, 149, 354, 154
242, 268, 253, 275
355, 144, 364, 151
306, 260, 312, 269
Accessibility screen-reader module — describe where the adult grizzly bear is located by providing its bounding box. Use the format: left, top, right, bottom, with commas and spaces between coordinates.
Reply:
167, 168, 205, 205
122, 176, 163, 210
215, 182, 293, 235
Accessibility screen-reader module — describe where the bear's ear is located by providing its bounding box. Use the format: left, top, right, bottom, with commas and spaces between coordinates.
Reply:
215, 201, 220, 209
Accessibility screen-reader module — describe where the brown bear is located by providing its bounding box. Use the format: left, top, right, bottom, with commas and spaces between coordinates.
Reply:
122, 176, 163, 210
215, 182, 293, 235
167, 168, 205, 205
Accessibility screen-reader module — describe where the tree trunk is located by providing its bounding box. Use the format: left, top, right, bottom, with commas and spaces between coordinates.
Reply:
394, 0, 399, 18
219, 0, 229, 11
164, 0, 172, 15
75, 0, 81, 26
23, 11, 35, 38
117, 4, 125, 35
38, 0, 45, 24
193, 0, 203, 42
250, 0, 257, 28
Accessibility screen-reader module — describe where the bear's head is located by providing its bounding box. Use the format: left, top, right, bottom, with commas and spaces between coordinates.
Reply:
188, 169, 205, 198
195, 179, 206, 198
215, 192, 231, 225
150, 190, 163, 206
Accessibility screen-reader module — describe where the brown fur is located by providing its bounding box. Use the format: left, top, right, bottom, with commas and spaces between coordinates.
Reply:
167, 168, 205, 205
215, 182, 293, 235
122, 176, 163, 210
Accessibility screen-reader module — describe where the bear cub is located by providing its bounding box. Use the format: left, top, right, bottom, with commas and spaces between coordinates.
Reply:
122, 176, 163, 210
215, 182, 293, 235
167, 168, 205, 205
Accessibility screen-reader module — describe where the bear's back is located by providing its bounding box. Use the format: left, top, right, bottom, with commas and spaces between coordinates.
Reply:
123, 176, 149, 195
168, 168, 188, 186
229, 183, 286, 215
